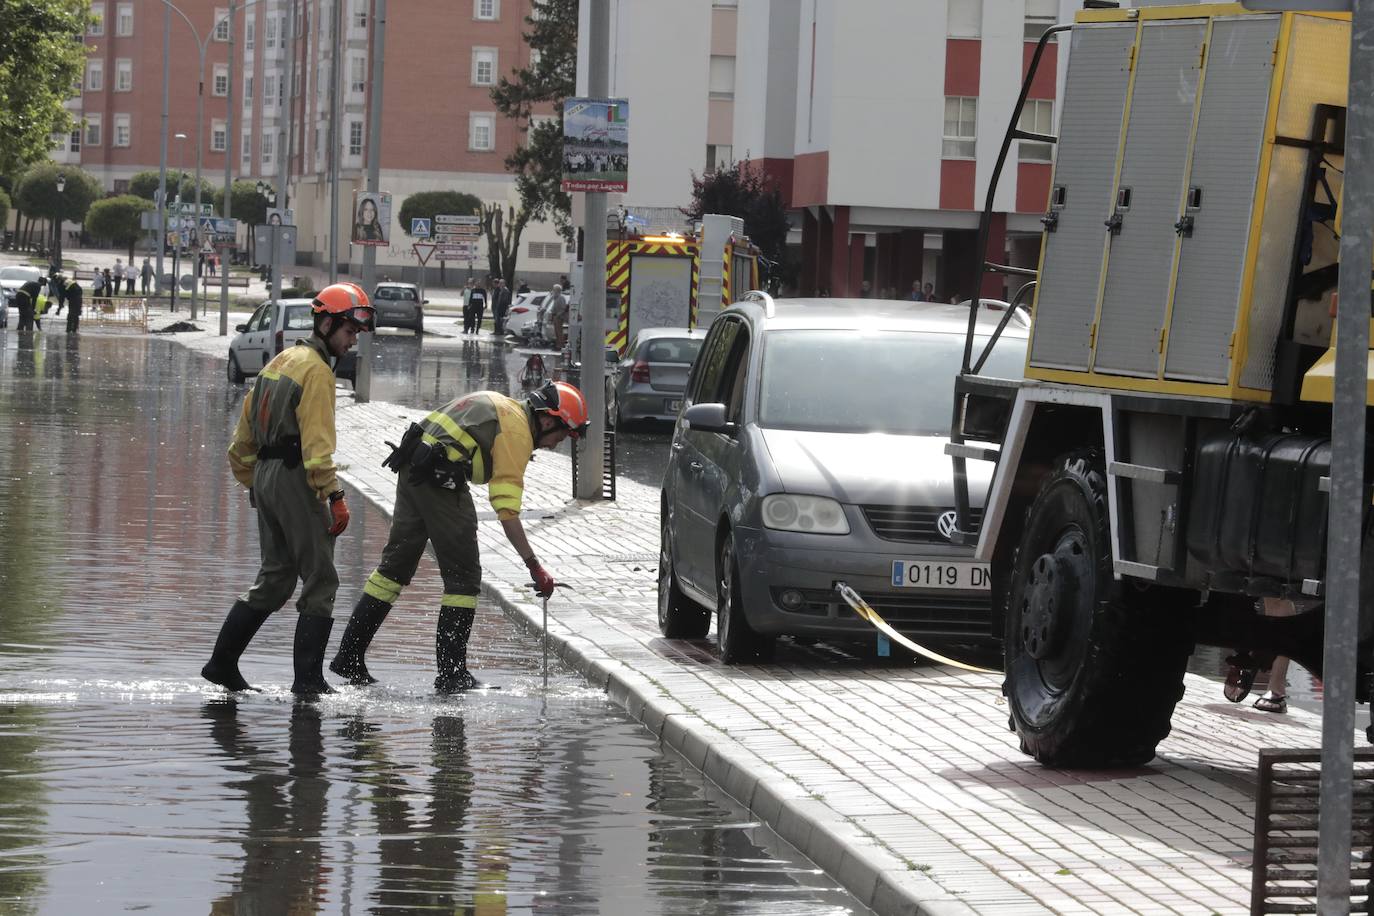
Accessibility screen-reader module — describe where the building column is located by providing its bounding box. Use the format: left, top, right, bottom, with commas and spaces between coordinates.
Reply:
940, 228, 977, 302
980, 211, 1008, 300
817, 207, 834, 296
828, 206, 851, 297
801, 208, 819, 296
899, 229, 923, 296
848, 233, 865, 297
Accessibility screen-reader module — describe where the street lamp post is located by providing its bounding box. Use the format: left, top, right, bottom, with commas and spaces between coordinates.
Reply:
54, 173, 66, 275
171, 132, 188, 313
255, 180, 278, 289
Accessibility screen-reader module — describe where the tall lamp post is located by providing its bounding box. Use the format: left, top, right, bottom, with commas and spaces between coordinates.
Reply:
54, 173, 66, 275
171, 132, 188, 313
255, 180, 278, 290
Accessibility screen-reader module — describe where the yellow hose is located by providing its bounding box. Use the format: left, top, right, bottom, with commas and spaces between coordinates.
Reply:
834, 581, 1000, 675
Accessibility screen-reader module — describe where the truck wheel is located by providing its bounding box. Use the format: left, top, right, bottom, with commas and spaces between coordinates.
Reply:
1003, 450, 1190, 767
659, 515, 709, 638
717, 530, 775, 663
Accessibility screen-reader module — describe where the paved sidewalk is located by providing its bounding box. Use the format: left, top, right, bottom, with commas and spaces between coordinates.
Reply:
163, 323, 1332, 915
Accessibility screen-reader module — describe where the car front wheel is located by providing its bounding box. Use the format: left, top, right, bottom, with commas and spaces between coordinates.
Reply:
716, 530, 775, 663
227, 352, 245, 384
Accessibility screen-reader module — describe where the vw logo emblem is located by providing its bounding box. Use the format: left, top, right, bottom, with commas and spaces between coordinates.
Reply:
937, 510, 959, 541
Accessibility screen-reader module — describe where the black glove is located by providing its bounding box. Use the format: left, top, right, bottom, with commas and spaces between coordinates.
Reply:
248, 487, 257, 509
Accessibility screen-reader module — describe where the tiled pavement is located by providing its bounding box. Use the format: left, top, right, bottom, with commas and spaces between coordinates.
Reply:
166, 321, 1338, 915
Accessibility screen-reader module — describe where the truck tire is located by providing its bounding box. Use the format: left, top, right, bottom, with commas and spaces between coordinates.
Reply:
659, 515, 710, 638
717, 530, 776, 663
1003, 450, 1190, 767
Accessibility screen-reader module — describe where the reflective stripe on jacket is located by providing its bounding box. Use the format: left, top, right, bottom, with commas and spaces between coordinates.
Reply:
418, 391, 533, 520
228, 336, 340, 498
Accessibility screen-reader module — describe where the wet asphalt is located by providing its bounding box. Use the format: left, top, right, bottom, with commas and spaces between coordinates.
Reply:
0, 327, 871, 915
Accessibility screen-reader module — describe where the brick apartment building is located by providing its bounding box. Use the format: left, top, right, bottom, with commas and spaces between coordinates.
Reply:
577, 0, 1076, 300
50, 0, 569, 285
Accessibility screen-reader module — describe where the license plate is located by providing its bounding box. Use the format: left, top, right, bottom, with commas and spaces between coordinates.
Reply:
666, 399, 682, 412
891, 560, 991, 590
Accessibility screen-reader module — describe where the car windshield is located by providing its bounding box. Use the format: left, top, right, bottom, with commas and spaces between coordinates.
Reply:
641, 337, 703, 364
377, 287, 416, 301
758, 329, 1026, 435
284, 304, 313, 330
0, 267, 41, 283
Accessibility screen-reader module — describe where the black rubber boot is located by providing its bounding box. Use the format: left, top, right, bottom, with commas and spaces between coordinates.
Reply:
291, 615, 337, 697
329, 594, 393, 685
435, 605, 480, 693
201, 600, 274, 691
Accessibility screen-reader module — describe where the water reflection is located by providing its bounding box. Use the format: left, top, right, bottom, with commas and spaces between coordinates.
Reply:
0, 333, 866, 915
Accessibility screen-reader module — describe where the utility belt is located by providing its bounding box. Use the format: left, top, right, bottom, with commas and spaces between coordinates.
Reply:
383, 423, 472, 491
257, 436, 303, 469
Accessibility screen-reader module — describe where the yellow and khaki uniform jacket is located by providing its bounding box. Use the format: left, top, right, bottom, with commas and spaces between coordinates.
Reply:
227, 336, 340, 499
418, 391, 534, 520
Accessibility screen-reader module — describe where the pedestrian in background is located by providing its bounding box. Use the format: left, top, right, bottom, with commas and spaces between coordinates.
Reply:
141, 257, 153, 295
125, 264, 135, 294
61, 275, 82, 334
464, 280, 488, 335
103, 269, 114, 306
516, 278, 530, 294
492, 278, 512, 336
113, 259, 125, 294
330, 380, 588, 692
546, 284, 569, 350
202, 282, 375, 697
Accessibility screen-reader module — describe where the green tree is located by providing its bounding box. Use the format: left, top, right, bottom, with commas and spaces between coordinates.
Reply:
212, 180, 270, 264
0, 188, 10, 232
14, 163, 101, 253
129, 169, 214, 204
684, 161, 794, 290
0, 0, 88, 176
85, 195, 154, 260
398, 190, 483, 284
491, 0, 576, 243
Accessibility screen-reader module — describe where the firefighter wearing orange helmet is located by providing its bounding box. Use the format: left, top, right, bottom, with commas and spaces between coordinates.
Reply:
331, 380, 588, 692
203, 282, 375, 696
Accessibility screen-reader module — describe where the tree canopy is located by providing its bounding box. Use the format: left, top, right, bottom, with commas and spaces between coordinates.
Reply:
684, 162, 793, 289
0, 0, 88, 176
0, 188, 10, 230
14, 162, 101, 223
129, 169, 216, 205
85, 195, 154, 260
397, 191, 483, 236
491, 0, 576, 242
213, 180, 269, 225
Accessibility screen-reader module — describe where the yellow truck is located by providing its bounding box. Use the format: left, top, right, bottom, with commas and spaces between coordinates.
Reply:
950, 3, 1367, 767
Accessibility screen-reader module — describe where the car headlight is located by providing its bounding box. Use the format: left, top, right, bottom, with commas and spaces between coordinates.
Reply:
761, 494, 850, 535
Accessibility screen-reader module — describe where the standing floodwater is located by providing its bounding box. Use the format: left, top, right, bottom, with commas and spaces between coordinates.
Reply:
0, 332, 868, 915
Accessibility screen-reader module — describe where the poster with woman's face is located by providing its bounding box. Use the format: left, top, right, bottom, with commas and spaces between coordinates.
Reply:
265, 208, 294, 227
351, 191, 391, 246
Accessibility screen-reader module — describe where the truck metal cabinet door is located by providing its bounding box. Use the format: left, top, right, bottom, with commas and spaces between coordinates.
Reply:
1093, 20, 1206, 378
1165, 16, 1279, 383
628, 255, 693, 344
1028, 23, 1136, 372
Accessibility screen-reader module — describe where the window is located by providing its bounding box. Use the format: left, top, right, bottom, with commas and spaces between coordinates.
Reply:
472, 48, 496, 86
50, 131, 66, 151
264, 74, 277, 108
213, 64, 229, 96
113, 179, 129, 194
70, 129, 81, 153
947, 0, 981, 38
241, 131, 251, 164
264, 15, 276, 47
262, 132, 274, 165
84, 114, 102, 147
293, 63, 300, 97
89, 2, 105, 35
214, 7, 229, 41
528, 241, 562, 259
706, 144, 733, 171
352, 0, 367, 28
278, 13, 287, 47
1024, 0, 1057, 41
1017, 99, 1054, 162
212, 119, 227, 152
244, 74, 253, 101
529, 48, 542, 69
475, 0, 498, 20
113, 114, 130, 147
708, 55, 736, 98
348, 120, 363, 156
245, 19, 254, 48
278, 72, 285, 105
469, 112, 494, 150
116, 2, 132, 36
943, 96, 977, 159
86, 60, 104, 92
115, 58, 133, 92
350, 54, 366, 93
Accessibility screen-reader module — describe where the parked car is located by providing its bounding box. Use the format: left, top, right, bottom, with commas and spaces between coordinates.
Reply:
227, 298, 357, 385
607, 327, 708, 426
371, 282, 425, 333
506, 291, 548, 342
0, 265, 44, 315
658, 296, 1029, 662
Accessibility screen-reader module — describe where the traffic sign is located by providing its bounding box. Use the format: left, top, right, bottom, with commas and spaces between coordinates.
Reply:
434, 214, 479, 225
411, 218, 432, 238
413, 242, 437, 265
436, 243, 477, 260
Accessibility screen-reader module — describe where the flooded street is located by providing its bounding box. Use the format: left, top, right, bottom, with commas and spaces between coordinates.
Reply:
0, 330, 868, 914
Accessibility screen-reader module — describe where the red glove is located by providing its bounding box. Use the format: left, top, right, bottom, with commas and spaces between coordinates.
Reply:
327, 492, 349, 535
526, 555, 556, 597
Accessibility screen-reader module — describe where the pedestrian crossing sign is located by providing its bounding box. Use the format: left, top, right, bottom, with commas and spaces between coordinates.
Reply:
411, 218, 431, 238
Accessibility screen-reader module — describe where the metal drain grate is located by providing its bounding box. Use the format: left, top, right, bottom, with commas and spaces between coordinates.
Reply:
1251, 748, 1374, 913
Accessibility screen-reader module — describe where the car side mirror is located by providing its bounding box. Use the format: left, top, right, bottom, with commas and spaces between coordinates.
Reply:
235, 323, 248, 333
683, 402, 735, 435
423, 299, 430, 305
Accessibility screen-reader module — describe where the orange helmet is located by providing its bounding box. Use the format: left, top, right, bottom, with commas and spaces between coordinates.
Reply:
528, 380, 589, 438
312, 282, 375, 332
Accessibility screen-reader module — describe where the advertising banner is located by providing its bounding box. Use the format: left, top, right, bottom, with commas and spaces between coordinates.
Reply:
351, 191, 391, 246
562, 98, 629, 192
